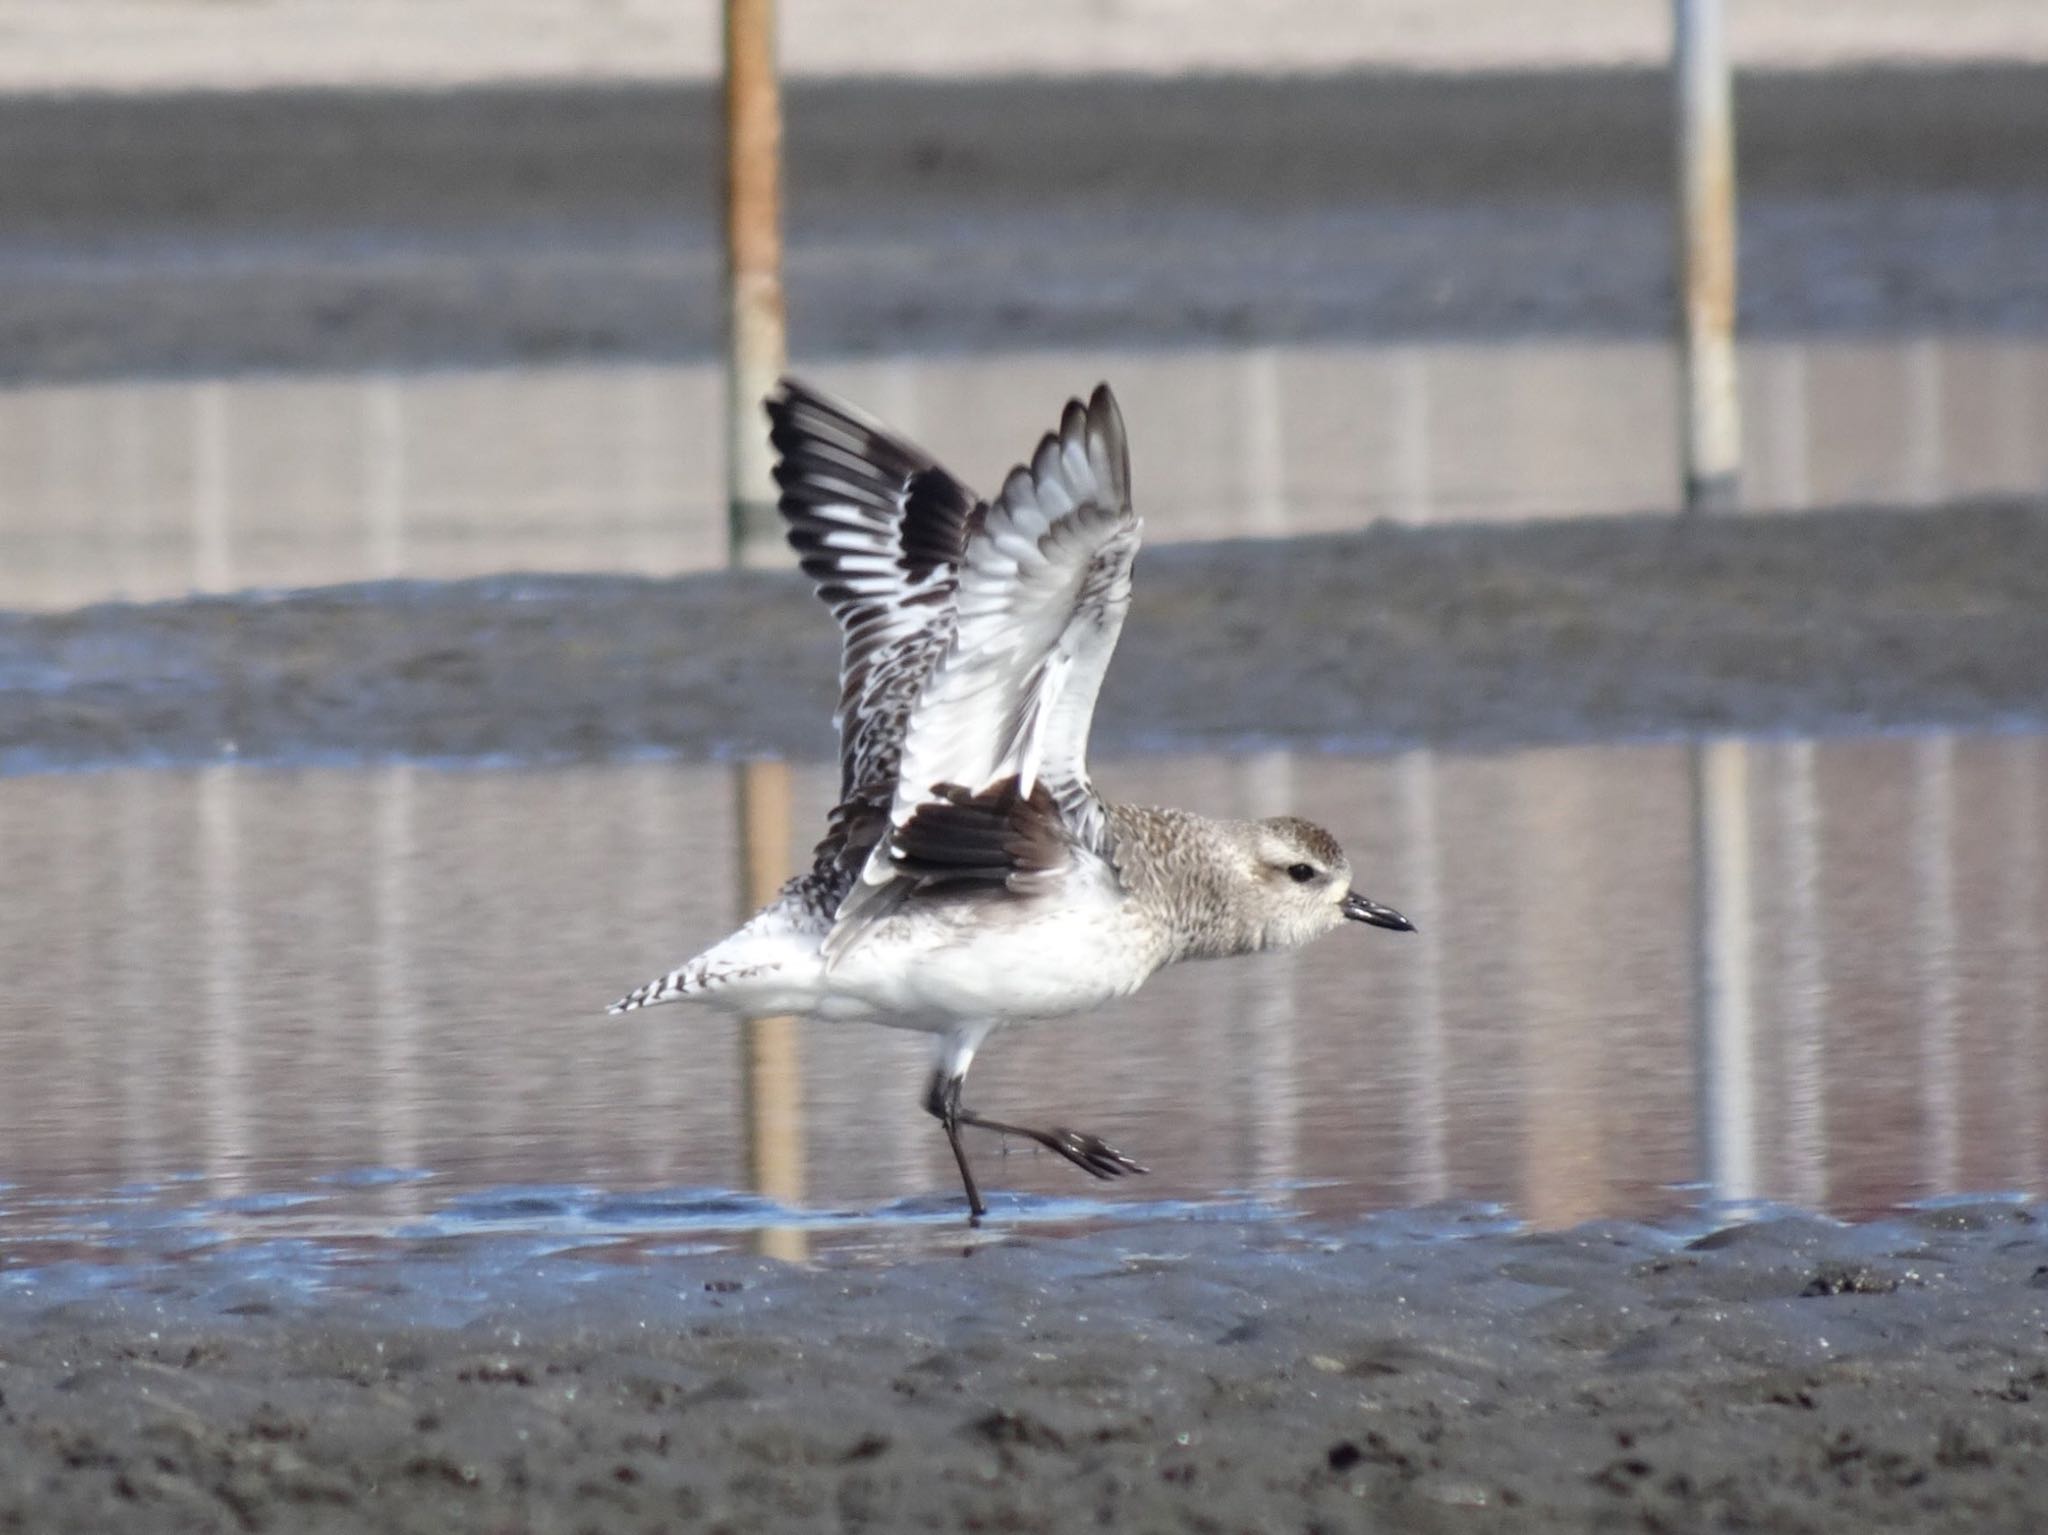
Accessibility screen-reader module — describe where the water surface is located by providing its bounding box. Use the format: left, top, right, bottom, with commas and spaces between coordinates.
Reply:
2, 336, 2042, 609
3, 730, 2040, 1256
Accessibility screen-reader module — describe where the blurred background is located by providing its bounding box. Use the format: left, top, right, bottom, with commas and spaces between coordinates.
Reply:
1, 2, 2044, 1257
5, 0, 2047, 602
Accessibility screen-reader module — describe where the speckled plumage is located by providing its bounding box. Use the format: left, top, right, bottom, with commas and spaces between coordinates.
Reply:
771, 381, 981, 884
608, 378, 1412, 1217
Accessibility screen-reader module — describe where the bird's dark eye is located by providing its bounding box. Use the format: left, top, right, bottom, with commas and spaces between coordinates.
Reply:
1287, 863, 1318, 884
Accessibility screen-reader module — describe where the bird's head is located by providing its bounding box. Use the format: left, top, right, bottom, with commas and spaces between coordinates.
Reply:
1245, 815, 1415, 950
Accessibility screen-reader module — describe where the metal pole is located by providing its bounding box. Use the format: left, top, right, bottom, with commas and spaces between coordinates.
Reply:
1673, 0, 1740, 512
724, 0, 787, 566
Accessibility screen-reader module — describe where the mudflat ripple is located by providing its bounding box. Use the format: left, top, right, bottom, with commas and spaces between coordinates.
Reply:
4, 1200, 2047, 1532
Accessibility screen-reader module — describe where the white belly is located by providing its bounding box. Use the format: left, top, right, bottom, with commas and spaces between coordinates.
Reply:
824, 899, 1160, 1028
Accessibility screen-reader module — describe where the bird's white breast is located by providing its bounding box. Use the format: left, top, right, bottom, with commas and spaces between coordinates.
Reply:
825, 890, 1162, 1026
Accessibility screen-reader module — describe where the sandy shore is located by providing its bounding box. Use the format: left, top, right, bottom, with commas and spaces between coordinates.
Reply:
6, 1204, 2048, 1532
3, 498, 2042, 773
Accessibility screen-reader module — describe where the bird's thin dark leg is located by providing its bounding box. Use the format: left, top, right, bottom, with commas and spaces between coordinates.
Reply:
953, 1105, 1149, 1182
923, 1051, 1147, 1223
923, 1066, 986, 1222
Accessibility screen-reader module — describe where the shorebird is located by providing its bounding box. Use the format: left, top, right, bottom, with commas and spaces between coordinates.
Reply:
611, 379, 1414, 1219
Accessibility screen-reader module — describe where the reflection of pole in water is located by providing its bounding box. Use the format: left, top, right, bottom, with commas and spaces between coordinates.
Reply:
863, 357, 921, 463
198, 764, 250, 1194
625, 365, 671, 571
629, 765, 688, 1182
1993, 343, 2039, 492
2002, 737, 2045, 1190
1774, 739, 1828, 1209
1392, 346, 1433, 525
363, 374, 407, 580
1396, 749, 1448, 1202
191, 382, 234, 592
113, 388, 153, 601
1761, 343, 1810, 512
1236, 348, 1288, 538
1903, 337, 1945, 506
115, 771, 164, 1179
724, 0, 799, 1251
372, 764, 425, 1211
1691, 737, 1757, 1205
1913, 735, 1960, 1192
736, 759, 805, 1260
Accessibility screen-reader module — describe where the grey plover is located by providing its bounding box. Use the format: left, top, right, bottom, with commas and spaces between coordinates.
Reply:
612, 379, 1414, 1219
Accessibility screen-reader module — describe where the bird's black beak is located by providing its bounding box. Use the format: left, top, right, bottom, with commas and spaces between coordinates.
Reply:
1342, 891, 1415, 932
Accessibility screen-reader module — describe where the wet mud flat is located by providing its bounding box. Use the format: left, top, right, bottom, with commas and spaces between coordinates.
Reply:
4, 63, 2047, 379
5, 1205, 2048, 1532
2, 497, 2043, 772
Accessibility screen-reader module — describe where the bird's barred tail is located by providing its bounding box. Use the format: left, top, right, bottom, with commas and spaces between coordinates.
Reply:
607, 966, 698, 1014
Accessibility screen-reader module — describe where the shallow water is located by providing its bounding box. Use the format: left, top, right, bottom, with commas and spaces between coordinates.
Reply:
1, 729, 2041, 1264
2, 335, 2044, 610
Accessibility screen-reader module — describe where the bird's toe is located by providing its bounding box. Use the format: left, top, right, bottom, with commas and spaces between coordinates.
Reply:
1051, 1129, 1149, 1179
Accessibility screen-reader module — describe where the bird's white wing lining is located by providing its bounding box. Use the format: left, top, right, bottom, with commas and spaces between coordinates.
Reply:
824, 385, 1140, 957
885, 384, 1137, 848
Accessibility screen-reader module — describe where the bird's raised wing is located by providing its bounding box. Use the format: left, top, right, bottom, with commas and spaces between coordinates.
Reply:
828, 385, 1139, 951
767, 380, 984, 876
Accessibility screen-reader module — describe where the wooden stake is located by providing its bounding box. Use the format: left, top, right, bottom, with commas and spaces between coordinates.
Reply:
724, 0, 787, 565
